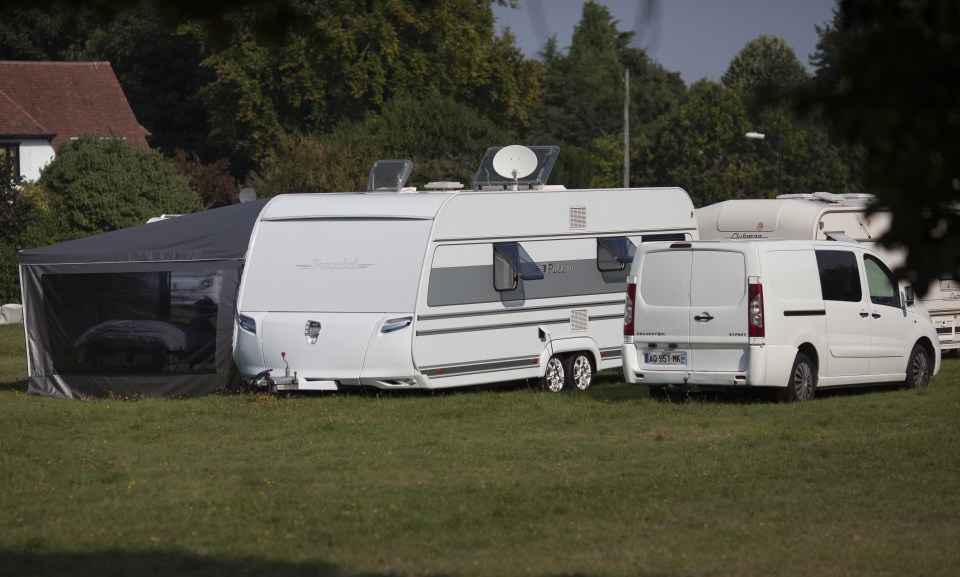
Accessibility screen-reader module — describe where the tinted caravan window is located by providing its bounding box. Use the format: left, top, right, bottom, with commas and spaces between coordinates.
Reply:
815, 250, 862, 302
493, 242, 544, 292
597, 237, 634, 272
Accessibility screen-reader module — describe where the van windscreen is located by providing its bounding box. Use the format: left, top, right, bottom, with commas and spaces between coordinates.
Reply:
240, 219, 432, 312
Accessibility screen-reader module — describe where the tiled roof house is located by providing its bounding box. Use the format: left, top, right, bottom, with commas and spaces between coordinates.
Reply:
0, 61, 150, 181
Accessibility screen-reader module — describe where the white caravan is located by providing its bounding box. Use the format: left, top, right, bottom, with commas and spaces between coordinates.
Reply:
622, 239, 940, 400
696, 192, 960, 351
233, 146, 698, 393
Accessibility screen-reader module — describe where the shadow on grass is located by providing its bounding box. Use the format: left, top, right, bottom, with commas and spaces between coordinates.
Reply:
0, 549, 606, 577
647, 383, 908, 405
0, 550, 421, 577
0, 378, 27, 392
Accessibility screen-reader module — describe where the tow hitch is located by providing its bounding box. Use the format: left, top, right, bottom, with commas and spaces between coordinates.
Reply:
250, 351, 299, 393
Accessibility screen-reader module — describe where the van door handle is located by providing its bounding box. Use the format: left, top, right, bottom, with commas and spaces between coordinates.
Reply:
694, 312, 714, 322
872, 312, 882, 319
859, 311, 869, 318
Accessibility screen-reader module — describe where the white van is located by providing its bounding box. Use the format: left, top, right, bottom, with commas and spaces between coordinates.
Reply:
234, 146, 698, 393
696, 193, 960, 351
621, 239, 940, 400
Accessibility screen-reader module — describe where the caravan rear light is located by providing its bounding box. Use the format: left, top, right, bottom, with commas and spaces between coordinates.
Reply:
748, 281, 764, 338
624, 283, 637, 335
238, 314, 256, 334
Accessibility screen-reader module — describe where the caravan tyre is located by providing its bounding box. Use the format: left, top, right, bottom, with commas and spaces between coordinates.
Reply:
541, 355, 565, 393
904, 344, 932, 389
780, 353, 816, 402
565, 352, 594, 391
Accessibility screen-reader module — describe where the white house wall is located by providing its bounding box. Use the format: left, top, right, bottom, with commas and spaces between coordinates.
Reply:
19, 140, 55, 181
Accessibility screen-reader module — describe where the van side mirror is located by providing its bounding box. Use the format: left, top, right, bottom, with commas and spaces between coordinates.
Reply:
903, 286, 915, 307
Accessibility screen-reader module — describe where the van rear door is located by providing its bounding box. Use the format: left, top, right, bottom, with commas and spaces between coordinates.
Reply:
634, 245, 748, 372
688, 249, 749, 371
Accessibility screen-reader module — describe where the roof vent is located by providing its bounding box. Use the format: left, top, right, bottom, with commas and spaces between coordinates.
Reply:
570, 206, 586, 230
424, 182, 464, 191
571, 309, 589, 332
472, 145, 559, 190
367, 159, 414, 192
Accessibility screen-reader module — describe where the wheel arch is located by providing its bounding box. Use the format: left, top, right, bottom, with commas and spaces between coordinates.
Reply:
537, 337, 601, 377
796, 342, 819, 377
914, 336, 936, 361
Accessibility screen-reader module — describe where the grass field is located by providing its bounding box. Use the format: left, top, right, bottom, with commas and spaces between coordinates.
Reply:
1, 323, 959, 577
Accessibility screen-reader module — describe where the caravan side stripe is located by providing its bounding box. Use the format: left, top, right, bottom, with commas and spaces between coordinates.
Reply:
417, 317, 570, 336
417, 299, 624, 321
421, 355, 540, 377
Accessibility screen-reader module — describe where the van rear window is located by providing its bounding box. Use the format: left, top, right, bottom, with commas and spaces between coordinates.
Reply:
815, 250, 862, 302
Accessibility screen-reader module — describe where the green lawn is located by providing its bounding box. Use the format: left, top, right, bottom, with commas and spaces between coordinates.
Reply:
1, 324, 958, 577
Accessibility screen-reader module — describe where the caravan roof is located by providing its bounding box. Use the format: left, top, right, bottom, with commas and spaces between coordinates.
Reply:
697, 195, 882, 240
257, 187, 696, 242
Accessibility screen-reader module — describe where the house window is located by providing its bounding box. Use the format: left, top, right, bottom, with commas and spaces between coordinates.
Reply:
0, 144, 20, 181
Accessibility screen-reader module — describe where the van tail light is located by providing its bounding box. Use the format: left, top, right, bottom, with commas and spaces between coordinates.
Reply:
748, 281, 764, 338
624, 283, 637, 335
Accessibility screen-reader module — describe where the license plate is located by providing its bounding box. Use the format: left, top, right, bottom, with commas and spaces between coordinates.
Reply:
644, 351, 687, 366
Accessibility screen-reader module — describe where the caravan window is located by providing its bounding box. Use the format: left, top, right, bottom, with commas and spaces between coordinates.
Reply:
597, 237, 635, 271
864, 254, 899, 307
493, 242, 544, 292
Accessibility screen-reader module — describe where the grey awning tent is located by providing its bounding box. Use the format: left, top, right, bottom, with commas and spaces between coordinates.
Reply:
19, 199, 269, 399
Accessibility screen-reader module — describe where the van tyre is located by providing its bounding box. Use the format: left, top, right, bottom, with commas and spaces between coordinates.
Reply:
781, 353, 816, 402
905, 344, 932, 389
565, 353, 594, 391
541, 355, 565, 393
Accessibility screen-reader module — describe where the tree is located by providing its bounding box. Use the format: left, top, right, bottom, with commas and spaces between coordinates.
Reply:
35, 134, 202, 244
0, 177, 34, 303
722, 35, 809, 110
169, 150, 239, 208
194, 0, 541, 177
524, 1, 684, 189
717, 34, 857, 198
82, 3, 214, 159
248, 95, 516, 195
806, 0, 960, 294
641, 80, 757, 205
0, 1, 540, 181
0, 3, 101, 60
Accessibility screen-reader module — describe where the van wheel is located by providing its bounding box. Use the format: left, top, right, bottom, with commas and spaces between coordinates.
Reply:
565, 353, 594, 391
905, 344, 932, 389
541, 355, 565, 393
781, 353, 816, 402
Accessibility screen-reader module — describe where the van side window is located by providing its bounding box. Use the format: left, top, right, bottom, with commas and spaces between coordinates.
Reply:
597, 237, 635, 271
863, 254, 900, 307
493, 243, 544, 292
815, 250, 862, 302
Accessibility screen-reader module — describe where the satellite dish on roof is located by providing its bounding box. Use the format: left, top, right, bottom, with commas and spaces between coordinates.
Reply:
239, 188, 256, 203
492, 145, 538, 180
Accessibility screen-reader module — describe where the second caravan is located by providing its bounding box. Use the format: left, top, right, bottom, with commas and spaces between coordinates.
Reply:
696, 192, 960, 351
233, 146, 698, 393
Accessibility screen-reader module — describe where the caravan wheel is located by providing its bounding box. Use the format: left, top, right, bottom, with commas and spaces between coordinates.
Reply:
565, 352, 594, 391
541, 355, 565, 393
